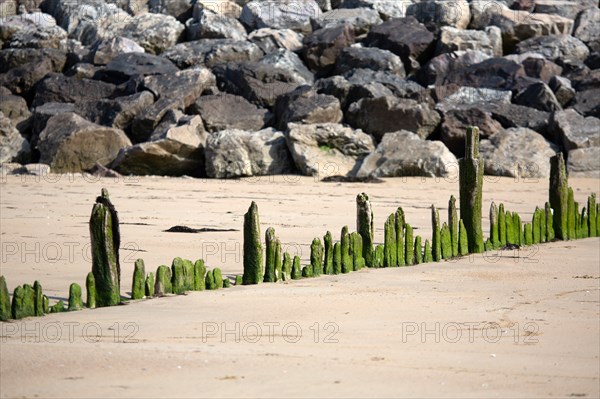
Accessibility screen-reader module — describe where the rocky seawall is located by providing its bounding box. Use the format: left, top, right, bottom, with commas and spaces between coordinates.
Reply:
0, 0, 599, 179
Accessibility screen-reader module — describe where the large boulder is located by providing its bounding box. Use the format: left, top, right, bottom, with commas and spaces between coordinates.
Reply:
567, 147, 600, 178
436, 26, 502, 57
0, 48, 66, 95
130, 97, 185, 143
484, 102, 551, 135
339, 0, 410, 20
0, 88, 31, 133
480, 127, 558, 178
185, 7, 247, 41
32, 73, 117, 107
190, 93, 271, 132
141, 67, 216, 108
311, 7, 382, 35
550, 109, 600, 151
440, 107, 505, 158
91, 36, 145, 65
274, 86, 342, 130
571, 88, 600, 118
346, 96, 440, 140
335, 46, 405, 77
573, 7, 600, 52
435, 87, 512, 112
406, 0, 470, 30
30, 102, 75, 147
259, 49, 314, 85
148, 0, 193, 22
302, 24, 355, 74
161, 39, 263, 69
248, 28, 304, 54
121, 13, 185, 55
213, 62, 306, 108
74, 91, 155, 131
514, 82, 562, 112
5, 25, 66, 49
515, 35, 590, 63
205, 128, 295, 178
38, 112, 131, 172
98, 52, 179, 84
240, 0, 321, 33
356, 130, 458, 178
443, 57, 526, 90
286, 122, 375, 177
0, 112, 30, 163
534, 0, 596, 20
364, 17, 435, 72
112, 111, 207, 177
416, 50, 491, 86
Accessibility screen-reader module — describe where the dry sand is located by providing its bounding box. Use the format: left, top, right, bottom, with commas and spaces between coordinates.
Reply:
0, 174, 599, 398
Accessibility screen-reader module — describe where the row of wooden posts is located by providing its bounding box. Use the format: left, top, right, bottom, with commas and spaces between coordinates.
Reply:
1, 127, 598, 321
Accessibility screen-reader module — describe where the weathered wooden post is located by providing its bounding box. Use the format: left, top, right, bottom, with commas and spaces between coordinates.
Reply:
459, 127, 485, 253
264, 227, 278, 283
0, 276, 11, 320
310, 237, 324, 277
395, 207, 405, 266
384, 214, 397, 267
131, 259, 145, 299
356, 193, 374, 267
549, 153, 569, 240
86, 272, 96, 308
449, 196, 459, 257
431, 205, 441, 261
89, 188, 121, 307
68, 283, 83, 311
323, 231, 334, 275
243, 202, 263, 285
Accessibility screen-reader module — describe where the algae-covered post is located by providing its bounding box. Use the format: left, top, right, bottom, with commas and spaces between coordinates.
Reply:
131, 259, 146, 300
86, 272, 96, 308
145, 272, 155, 298
1, 276, 12, 321
395, 207, 405, 266
384, 214, 397, 268
549, 153, 569, 240
431, 205, 441, 261
89, 188, 121, 307
323, 231, 334, 275
310, 237, 324, 277
588, 194, 597, 237
449, 196, 459, 257
459, 127, 484, 253
68, 283, 83, 311
243, 202, 263, 285
264, 227, 278, 283
356, 193, 374, 267
33, 280, 43, 317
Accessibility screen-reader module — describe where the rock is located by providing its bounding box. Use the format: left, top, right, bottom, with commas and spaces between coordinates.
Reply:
186, 7, 247, 41
356, 130, 458, 178
311, 7, 382, 35
302, 24, 355, 74
511, 0, 535, 11
335, 46, 405, 77
346, 96, 440, 140
142, 67, 216, 108
364, 17, 435, 73
65, 62, 102, 79
0, 54, 63, 96
0, 112, 30, 163
148, 0, 192, 22
32, 73, 117, 107
435, 87, 512, 112
0, 47, 65, 73
514, 82, 562, 112
274, 86, 342, 130
440, 107, 505, 158
213, 62, 306, 108
91, 36, 145, 65
443, 57, 526, 90
30, 102, 75, 146
190, 93, 271, 132
571, 88, 600, 118
38, 112, 131, 172
0, 90, 31, 133
549, 76, 575, 107
285, 122, 375, 177
406, 0, 470, 30
550, 109, 600, 151
161, 39, 263, 69
534, 0, 596, 20
121, 13, 185, 55
74, 91, 155, 131
416, 50, 491, 86
485, 102, 551, 134
340, 0, 409, 20
516, 35, 590, 63
205, 128, 294, 178
193, 0, 242, 19
240, 0, 321, 33
567, 147, 600, 177
248, 28, 304, 53
436, 26, 502, 57
6, 25, 66, 49
130, 97, 184, 143
574, 7, 600, 52
113, 112, 207, 177
480, 127, 559, 178
97, 52, 179, 85
259, 49, 314, 85
521, 56, 563, 83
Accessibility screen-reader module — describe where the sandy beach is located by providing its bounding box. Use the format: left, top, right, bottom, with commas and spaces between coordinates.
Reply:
1, 174, 599, 398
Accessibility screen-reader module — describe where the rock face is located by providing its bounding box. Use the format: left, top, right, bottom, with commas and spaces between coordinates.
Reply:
480, 128, 559, 178
112, 112, 207, 177
38, 113, 132, 173
567, 147, 600, 178
286, 122, 375, 177
0, 112, 30, 163
346, 96, 440, 140
356, 131, 458, 178
190, 93, 271, 132
550, 109, 600, 151
205, 128, 294, 178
